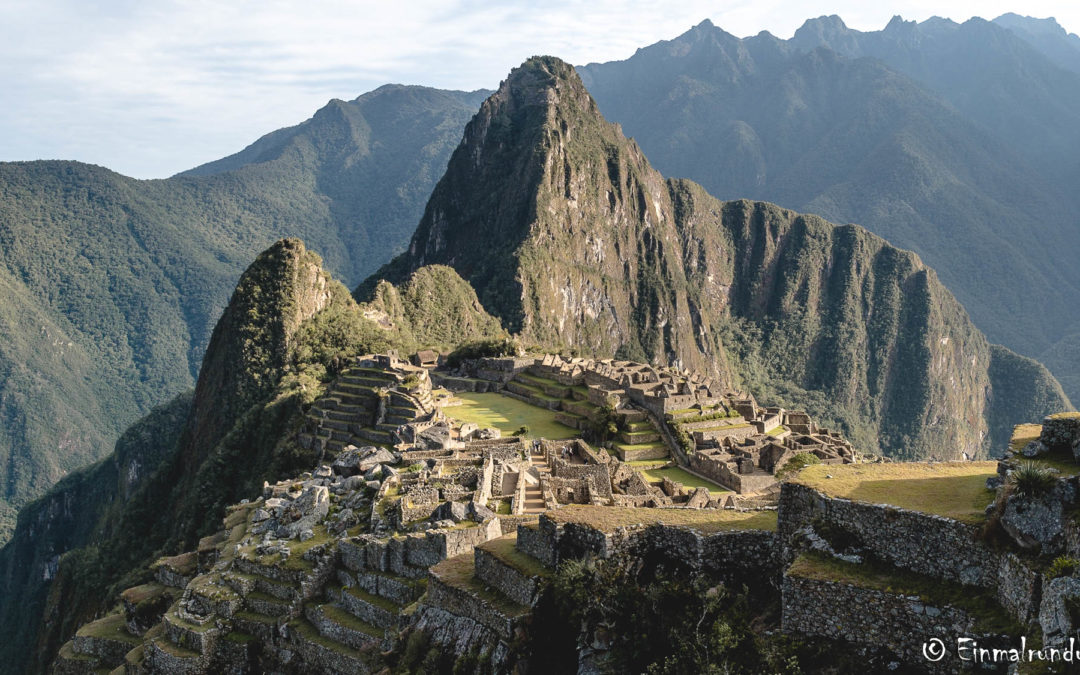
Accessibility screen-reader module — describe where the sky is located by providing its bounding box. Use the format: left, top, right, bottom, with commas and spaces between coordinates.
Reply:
1, 1, 1077, 179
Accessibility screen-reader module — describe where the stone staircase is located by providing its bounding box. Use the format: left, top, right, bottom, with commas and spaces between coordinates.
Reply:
303, 358, 437, 455
523, 450, 550, 513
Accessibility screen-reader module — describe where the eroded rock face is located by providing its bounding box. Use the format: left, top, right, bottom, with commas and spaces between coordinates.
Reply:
1000, 482, 1074, 553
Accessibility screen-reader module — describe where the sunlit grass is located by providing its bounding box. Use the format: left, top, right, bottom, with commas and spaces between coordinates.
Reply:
442, 392, 578, 440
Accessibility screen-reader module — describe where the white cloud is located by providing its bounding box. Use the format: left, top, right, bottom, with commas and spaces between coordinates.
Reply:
0, 0, 1076, 178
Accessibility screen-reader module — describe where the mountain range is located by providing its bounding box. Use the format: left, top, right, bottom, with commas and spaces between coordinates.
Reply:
1, 51, 1070, 671
3, 14, 1078, 544
0, 86, 485, 540
0, 17, 1078, 667
578, 14, 1080, 402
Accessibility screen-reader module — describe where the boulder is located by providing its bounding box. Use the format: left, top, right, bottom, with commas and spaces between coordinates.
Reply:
1039, 576, 1080, 646
468, 501, 496, 522
477, 427, 501, 440
1022, 440, 1049, 458
332, 446, 380, 475
314, 465, 333, 479
341, 475, 366, 492
357, 448, 397, 473
416, 424, 454, 451
1000, 483, 1073, 554
431, 501, 468, 523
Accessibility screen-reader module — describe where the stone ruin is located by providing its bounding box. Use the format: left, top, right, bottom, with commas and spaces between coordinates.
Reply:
436, 352, 859, 495
52, 351, 863, 674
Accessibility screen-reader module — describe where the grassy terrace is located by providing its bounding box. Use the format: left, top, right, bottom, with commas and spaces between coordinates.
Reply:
315, 602, 382, 638
1008, 422, 1079, 476
441, 392, 578, 440
76, 612, 141, 643
1009, 423, 1042, 452
638, 466, 730, 494
1048, 412, 1080, 420
545, 505, 776, 533
152, 550, 198, 576
120, 582, 167, 605
792, 462, 997, 524
788, 552, 1024, 635
431, 554, 530, 616
614, 441, 667, 452
477, 534, 551, 578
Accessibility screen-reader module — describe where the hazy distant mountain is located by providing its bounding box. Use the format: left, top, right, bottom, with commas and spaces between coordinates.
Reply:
578, 18, 1080, 406
0, 85, 485, 541
993, 13, 1080, 74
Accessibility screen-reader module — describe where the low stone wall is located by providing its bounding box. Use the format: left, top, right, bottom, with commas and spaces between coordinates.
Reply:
618, 445, 668, 462
693, 425, 756, 444
515, 522, 558, 567
996, 552, 1042, 625
1041, 413, 1080, 456
497, 514, 537, 535
72, 630, 136, 666
702, 529, 779, 582
341, 520, 501, 578
779, 483, 999, 588
555, 412, 583, 429
782, 571, 974, 674
352, 569, 419, 607
687, 454, 775, 494
474, 548, 543, 607
411, 605, 512, 670
515, 514, 779, 583
427, 571, 522, 641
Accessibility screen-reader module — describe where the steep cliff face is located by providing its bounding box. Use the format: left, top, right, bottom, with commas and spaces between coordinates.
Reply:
576, 18, 1080, 406
364, 56, 1067, 458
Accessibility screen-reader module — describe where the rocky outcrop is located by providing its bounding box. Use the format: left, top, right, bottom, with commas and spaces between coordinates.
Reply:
999, 481, 1075, 554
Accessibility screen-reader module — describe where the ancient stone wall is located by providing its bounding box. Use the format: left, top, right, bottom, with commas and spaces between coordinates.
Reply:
1041, 414, 1080, 457
779, 483, 999, 587
782, 572, 974, 675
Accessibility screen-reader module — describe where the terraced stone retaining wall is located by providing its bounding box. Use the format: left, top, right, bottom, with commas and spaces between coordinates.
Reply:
779, 483, 1042, 627
782, 572, 975, 675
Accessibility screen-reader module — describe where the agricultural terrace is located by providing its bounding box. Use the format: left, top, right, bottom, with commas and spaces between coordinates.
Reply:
1009, 422, 1079, 476
792, 462, 997, 524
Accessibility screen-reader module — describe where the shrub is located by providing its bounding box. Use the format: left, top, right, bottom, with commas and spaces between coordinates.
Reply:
513, 426, 529, 437
1009, 461, 1057, 499
775, 452, 822, 481
445, 337, 522, 368
1048, 556, 1080, 579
